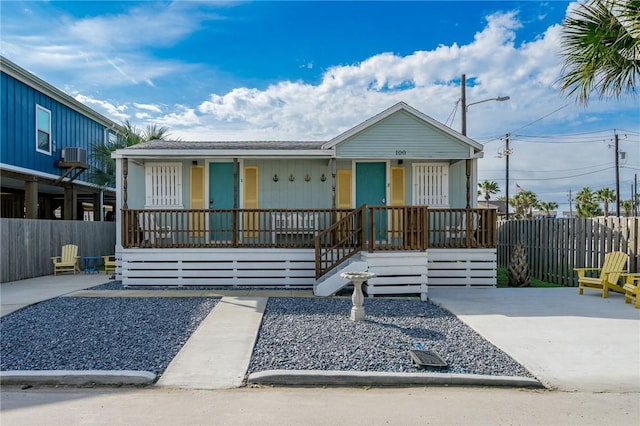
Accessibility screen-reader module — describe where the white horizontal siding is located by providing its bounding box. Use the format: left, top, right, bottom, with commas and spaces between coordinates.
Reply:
336, 111, 470, 159
119, 247, 496, 289
427, 248, 497, 287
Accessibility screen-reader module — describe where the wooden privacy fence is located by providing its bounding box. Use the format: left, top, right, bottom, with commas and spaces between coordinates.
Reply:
0, 219, 116, 283
498, 217, 639, 286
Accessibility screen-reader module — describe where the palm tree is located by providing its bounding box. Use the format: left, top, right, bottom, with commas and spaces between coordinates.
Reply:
538, 201, 559, 218
89, 120, 174, 188
621, 199, 633, 216
478, 180, 500, 208
509, 191, 538, 219
559, 0, 640, 104
575, 187, 603, 217
595, 187, 617, 217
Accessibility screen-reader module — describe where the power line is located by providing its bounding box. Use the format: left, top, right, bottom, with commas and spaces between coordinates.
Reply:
506, 166, 612, 181
506, 104, 570, 134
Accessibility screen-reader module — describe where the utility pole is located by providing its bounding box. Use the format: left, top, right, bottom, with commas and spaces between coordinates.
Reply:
505, 133, 510, 220
631, 173, 638, 216
614, 131, 620, 216
461, 74, 467, 136
568, 189, 573, 218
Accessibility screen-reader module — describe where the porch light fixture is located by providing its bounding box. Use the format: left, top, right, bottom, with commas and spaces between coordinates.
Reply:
273, 174, 279, 182
289, 174, 295, 182
320, 173, 327, 182
304, 174, 311, 182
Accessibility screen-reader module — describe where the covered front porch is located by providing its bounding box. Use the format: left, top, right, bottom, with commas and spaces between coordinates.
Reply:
118, 206, 497, 294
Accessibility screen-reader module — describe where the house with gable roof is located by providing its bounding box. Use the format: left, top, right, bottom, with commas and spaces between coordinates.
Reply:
112, 102, 497, 297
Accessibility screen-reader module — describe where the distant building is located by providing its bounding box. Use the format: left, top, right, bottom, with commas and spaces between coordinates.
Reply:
1, 56, 119, 220
477, 199, 506, 219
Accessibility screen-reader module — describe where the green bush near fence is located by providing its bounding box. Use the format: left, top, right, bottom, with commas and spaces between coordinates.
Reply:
496, 268, 562, 288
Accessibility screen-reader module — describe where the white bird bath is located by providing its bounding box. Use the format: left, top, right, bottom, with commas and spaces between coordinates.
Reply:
340, 271, 376, 321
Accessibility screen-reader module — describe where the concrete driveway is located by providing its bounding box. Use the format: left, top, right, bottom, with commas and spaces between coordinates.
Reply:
428, 287, 640, 392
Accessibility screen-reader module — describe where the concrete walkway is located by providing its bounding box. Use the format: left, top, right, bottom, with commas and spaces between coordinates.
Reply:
156, 296, 267, 389
0, 273, 111, 317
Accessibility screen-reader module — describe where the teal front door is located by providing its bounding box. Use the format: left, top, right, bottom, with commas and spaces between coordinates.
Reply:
209, 162, 235, 241
355, 162, 386, 241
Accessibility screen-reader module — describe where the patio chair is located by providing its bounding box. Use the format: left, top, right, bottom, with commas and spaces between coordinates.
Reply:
622, 274, 640, 308
102, 255, 116, 275
138, 212, 174, 245
574, 251, 628, 298
51, 244, 80, 275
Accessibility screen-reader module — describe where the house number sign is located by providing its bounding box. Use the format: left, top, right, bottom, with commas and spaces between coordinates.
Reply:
395, 150, 407, 156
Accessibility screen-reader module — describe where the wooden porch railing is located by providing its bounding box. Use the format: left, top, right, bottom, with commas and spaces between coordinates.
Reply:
121, 206, 496, 251
428, 208, 497, 248
121, 208, 351, 249
314, 206, 366, 278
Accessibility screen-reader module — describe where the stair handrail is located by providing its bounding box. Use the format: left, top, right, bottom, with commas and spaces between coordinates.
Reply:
314, 205, 365, 279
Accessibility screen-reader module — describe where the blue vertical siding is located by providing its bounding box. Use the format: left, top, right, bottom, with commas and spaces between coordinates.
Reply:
1, 72, 109, 183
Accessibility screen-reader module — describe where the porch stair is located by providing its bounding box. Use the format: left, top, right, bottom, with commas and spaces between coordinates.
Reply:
313, 257, 367, 297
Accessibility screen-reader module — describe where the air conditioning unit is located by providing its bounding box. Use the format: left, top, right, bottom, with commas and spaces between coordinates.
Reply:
61, 147, 87, 164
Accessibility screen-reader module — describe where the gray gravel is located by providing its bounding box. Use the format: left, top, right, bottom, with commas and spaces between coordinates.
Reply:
0, 297, 218, 374
249, 297, 533, 377
1, 289, 532, 380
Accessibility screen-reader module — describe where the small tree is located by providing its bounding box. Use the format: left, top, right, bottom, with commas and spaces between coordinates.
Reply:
538, 201, 559, 218
478, 180, 500, 208
508, 241, 530, 287
596, 187, 616, 217
89, 120, 174, 188
510, 191, 538, 219
575, 187, 603, 217
621, 200, 633, 216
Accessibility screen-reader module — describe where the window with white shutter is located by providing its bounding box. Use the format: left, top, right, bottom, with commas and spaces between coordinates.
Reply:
145, 163, 183, 208
412, 163, 449, 207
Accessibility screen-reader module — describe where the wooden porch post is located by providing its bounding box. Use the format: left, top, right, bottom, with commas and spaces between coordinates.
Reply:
465, 159, 471, 209
232, 159, 239, 247
122, 158, 128, 209
330, 159, 337, 210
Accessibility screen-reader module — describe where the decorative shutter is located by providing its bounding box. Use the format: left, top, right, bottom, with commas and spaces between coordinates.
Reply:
390, 167, 405, 206
336, 169, 352, 208
145, 163, 183, 207
243, 166, 259, 238
412, 163, 449, 207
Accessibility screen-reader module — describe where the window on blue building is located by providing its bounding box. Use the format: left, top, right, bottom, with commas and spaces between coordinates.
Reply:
36, 105, 51, 155
105, 128, 118, 145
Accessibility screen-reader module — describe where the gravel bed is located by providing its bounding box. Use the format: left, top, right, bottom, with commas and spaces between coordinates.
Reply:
249, 298, 533, 377
0, 297, 218, 374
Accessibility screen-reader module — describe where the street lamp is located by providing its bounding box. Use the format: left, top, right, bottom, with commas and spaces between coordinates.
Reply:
459, 73, 510, 213
460, 74, 510, 136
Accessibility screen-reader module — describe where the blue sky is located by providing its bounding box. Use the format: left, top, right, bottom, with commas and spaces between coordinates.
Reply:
2, 1, 639, 213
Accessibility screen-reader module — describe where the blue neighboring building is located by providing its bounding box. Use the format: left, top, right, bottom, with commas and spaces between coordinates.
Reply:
1, 56, 120, 220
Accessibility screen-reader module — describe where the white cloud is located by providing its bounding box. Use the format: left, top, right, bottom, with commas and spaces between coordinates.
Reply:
73, 94, 129, 122
134, 103, 163, 113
